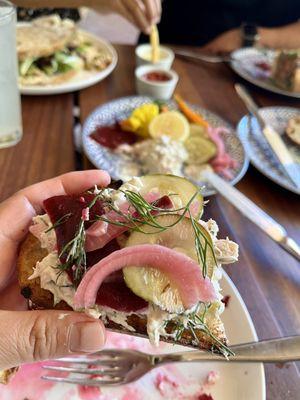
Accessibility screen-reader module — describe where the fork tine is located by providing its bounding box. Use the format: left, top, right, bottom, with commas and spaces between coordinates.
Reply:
55, 350, 129, 364
56, 353, 121, 363
42, 365, 121, 375
54, 358, 120, 366
41, 375, 124, 386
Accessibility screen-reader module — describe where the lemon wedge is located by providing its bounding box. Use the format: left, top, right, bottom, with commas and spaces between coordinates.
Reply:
149, 111, 190, 141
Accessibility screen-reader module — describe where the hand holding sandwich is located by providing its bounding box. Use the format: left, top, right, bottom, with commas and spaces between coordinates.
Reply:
0, 170, 110, 371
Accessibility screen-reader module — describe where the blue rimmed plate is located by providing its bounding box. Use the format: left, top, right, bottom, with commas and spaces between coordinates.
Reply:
82, 96, 249, 197
237, 106, 300, 195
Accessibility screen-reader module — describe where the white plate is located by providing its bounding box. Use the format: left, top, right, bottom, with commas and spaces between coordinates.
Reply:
0, 271, 265, 400
237, 106, 300, 195
231, 48, 300, 99
18, 27, 118, 95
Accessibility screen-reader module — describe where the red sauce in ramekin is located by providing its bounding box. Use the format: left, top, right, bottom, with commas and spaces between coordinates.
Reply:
142, 71, 171, 82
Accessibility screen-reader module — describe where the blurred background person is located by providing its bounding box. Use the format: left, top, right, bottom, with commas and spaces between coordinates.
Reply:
141, 0, 300, 52
15, 0, 300, 51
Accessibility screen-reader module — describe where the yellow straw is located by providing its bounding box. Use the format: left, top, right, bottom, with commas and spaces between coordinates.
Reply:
150, 25, 159, 63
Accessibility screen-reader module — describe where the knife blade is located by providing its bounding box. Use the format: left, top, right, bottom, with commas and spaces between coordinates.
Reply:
235, 83, 300, 189
174, 49, 232, 63
203, 171, 300, 261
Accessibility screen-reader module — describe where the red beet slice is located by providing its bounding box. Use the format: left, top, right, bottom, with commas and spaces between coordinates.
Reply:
43, 193, 147, 312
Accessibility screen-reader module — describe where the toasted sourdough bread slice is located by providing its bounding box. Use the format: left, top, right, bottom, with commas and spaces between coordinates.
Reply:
18, 233, 227, 351
0, 367, 19, 385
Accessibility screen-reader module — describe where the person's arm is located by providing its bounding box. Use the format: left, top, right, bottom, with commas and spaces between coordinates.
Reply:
260, 20, 300, 49
14, 0, 162, 34
200, 20, 300, 54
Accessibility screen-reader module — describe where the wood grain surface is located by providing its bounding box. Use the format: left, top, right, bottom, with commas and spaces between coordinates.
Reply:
0, 94, 75, 202
0, 45, 298, 399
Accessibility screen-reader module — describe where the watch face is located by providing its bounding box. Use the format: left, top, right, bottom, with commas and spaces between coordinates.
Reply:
243, 23, 258, 38
242, 23, 258, 46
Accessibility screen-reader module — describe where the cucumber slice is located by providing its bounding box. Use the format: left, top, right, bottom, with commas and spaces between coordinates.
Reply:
189, 123, 208, 138
123, 215, 216, 313
185, 135, 217, 164
121, 174, 203, 218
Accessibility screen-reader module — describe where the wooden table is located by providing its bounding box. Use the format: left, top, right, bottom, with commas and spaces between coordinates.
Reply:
1, 45, 299, 399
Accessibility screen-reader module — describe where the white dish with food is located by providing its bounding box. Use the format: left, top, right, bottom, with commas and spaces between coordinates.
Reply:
0, 269, 265, 400
82, 96, 248, 196
231, 47, 300, 98
3, 171, 264, 399
135, 44, 174, 69
17, 16, 118, 95
135, 65, 178, 100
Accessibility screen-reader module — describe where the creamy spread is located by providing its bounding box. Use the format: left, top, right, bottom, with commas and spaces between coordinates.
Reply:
87, 306, 137, 332
30, 214, 56, 252
116, 136, 188, 180
29, 252, 75, 307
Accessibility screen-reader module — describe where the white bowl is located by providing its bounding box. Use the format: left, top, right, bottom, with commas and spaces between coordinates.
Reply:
135, 44, 174, 70
135, 65, 178, 100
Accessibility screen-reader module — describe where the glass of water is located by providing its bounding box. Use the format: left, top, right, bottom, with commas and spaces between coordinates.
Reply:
0, 0, 22, 148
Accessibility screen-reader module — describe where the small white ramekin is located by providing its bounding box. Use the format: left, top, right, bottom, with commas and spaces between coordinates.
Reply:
135, 65, 179, 100
135, 44, 174, 70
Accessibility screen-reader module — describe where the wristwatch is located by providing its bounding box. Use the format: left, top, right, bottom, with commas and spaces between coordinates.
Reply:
241, 23, 260, 47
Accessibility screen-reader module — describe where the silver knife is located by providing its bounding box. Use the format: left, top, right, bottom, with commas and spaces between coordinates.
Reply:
203, 171, 300, 261
174, 49, 233, 63
235, 83, 300, 189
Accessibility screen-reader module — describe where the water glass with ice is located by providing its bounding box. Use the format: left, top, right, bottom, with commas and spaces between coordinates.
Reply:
0, 0, 22, 148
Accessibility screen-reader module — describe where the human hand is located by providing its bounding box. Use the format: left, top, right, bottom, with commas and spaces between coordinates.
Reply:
200, 28, 242, 54
0, 170, 111, 370
109, 0, 161, 34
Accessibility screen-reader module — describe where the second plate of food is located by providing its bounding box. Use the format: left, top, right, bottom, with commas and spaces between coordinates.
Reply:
18, 15, 118, 95
231, 48, 300, 98
82, 96, 248, 196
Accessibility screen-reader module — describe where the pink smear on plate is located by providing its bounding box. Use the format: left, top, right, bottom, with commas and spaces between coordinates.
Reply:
154, 370, 181, 397
77, 385, 102, 400
2, 361, 74, 400
0, 332, 218, 400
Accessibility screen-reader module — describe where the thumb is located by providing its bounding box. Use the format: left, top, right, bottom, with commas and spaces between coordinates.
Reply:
0, 310, 106, 370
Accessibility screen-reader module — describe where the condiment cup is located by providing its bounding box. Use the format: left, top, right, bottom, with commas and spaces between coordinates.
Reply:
135, 44, 174, 70
135, 65, 179, 100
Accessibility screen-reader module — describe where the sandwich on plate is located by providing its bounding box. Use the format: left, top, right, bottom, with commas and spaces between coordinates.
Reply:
18, 174, 238, 356
17, 15, 112, 86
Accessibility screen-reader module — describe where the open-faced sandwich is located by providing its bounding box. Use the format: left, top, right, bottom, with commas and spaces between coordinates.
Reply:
18, 174, 238, 356
17, 15, 112, 86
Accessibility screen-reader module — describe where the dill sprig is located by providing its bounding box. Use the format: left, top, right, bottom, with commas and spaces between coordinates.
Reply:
93, 188, 216, 277
45, 213, 72, 233
59, 219, 86, 284
174, 304, 234, 358
57, 193, 103, 284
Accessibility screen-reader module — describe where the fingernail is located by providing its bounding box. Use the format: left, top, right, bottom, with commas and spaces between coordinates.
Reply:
69, 321, 105, 353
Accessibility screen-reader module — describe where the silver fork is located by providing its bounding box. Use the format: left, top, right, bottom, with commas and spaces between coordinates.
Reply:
42, 336, 300, 386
